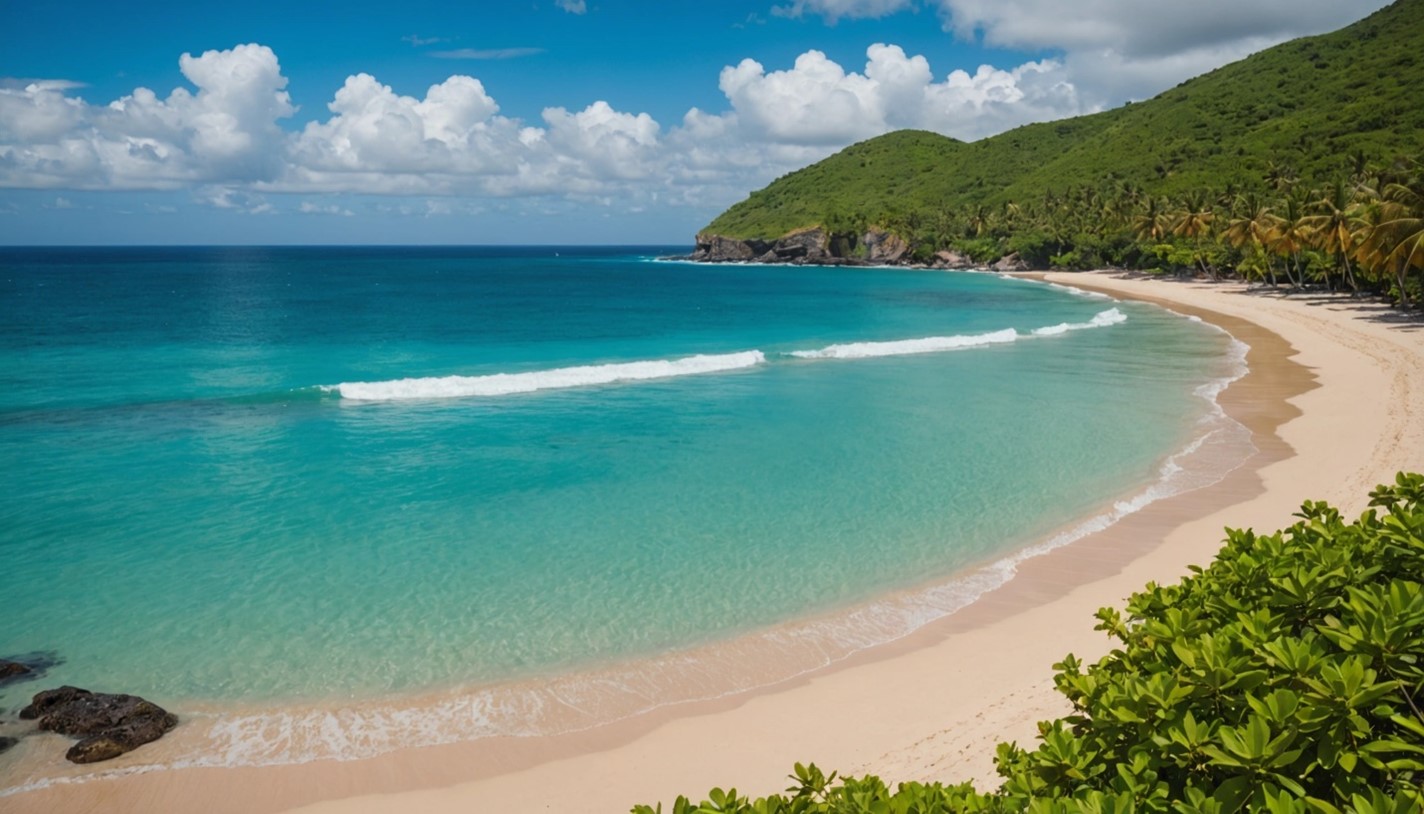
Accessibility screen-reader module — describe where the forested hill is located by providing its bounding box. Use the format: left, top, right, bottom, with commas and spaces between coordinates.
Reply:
703, 0, 1423, 242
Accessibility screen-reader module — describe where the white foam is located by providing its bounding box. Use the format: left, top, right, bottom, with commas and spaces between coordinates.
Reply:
790, 328, 1020, 359
332, 351, 766, 401
1045, 281, 1114, 300
1031, 307, 1128, 336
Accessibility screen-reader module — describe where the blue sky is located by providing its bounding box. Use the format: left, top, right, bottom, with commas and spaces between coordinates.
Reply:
0, 0, 1389, 245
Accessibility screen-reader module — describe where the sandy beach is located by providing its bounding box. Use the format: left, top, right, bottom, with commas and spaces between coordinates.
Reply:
7, 271, 1422, 814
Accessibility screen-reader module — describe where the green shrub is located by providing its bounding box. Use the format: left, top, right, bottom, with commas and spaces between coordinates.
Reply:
637, 474, 1424, 813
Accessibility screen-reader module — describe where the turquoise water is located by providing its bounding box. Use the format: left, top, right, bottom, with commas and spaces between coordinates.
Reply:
0, 247, 1240, 775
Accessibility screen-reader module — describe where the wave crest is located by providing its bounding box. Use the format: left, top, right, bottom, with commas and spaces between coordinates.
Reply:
789, 328, 1020, 360
333, 351, 766, 401
1031, 307, 1127, 336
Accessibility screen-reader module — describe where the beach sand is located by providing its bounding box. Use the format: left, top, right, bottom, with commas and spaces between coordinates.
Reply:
7, 271, 1422, 813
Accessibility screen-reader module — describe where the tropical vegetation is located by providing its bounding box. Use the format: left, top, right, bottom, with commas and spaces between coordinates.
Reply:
634, 473, 1424, 813
701, 0, 1424, 305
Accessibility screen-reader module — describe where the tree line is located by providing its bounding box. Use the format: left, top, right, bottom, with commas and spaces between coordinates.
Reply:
869, 155, 1424, 307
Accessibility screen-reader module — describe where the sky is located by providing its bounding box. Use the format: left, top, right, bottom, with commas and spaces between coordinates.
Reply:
0, 0, 1392, 246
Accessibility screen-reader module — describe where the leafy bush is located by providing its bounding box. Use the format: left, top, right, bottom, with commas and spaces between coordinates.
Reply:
953, 237, 1006, 264
636, 474, 1424, 813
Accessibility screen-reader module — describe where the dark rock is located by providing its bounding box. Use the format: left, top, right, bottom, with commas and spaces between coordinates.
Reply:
992, 252, 1029, 272
692, 233, 773, 262
0, 660, 31, 682
771, 228, 830, 260
19, 685, 89, 720
862, 228, 910, 264
0, 736, 16, 755
20, 686, 177, 763
933, 250, 974, 269
0, 651, 61, 687
66, 711, 175, 764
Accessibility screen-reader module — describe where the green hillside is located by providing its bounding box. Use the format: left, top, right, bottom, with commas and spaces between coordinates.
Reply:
704, 0, 1424, 241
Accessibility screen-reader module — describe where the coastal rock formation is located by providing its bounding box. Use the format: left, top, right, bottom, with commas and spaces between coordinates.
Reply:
932, 250, 975, 269
0, 659, 31, 682
19, 686, 178, 764
992, 252, 1029, 272
691, 233, 771, 262
770, 228, 831, 260
0, 735, 16, 755
688, 226, 1031, 270
692, 228, 871, 265
863, 228, 910, 264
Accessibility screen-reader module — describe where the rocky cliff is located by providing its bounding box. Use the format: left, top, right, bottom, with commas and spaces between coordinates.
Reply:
688, 227, 988, 269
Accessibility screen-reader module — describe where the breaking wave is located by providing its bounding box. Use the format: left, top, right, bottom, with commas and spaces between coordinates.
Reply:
789, 328, 1021, 359
1031, 307, 1127, 336
331, 351, 767, 401
325, 308, 1129, 401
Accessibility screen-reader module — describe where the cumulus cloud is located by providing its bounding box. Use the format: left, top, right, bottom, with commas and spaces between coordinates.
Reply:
721, 44, 1084, 143
0, 43, 293, 189
283, 73, 528, 192
542, 101, 661, 180
0, 40, 1093, 209
555, 0, 587, 14
720, 51, 886, 144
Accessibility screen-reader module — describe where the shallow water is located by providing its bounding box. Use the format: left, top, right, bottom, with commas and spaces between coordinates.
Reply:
0, 247, 1241, 786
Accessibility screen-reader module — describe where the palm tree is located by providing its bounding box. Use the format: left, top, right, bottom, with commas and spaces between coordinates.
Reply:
1172, 191, 1217, 279
1000, 201, 1022, 232
1265, 161, 1298, 193
1302, 181, 1364, 292
1224, 193, 1283, 286
1359, 178, 1424, 306
1132, 196, 1172, 244
1269, 193, 1313, 289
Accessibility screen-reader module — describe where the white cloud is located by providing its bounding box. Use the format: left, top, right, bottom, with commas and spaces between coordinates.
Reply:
197, 186, 273, 214
776, 0, 1391, 107
720, 44, 1085, 143
555, 0, 587, 14
299, 201, 354, 216
541, 101, 661, 180
931, 0, 1391, 105
720, 51, 887, 144
431, 48, 545, 60
0, 44, 293, 189
285, 73, 521, 187
0, 81, 87, 142
772, 0, 913, 23
934, 0, 1386, 58
0, 40, 1091, 211
920, 59, 1084, 139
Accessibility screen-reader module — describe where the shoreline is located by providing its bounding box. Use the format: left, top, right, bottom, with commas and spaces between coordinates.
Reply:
8, 271, 1421, 813
0, 282, 1240, 794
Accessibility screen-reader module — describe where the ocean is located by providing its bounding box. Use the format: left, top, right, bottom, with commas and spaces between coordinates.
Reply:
0, 246, 1248, 789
